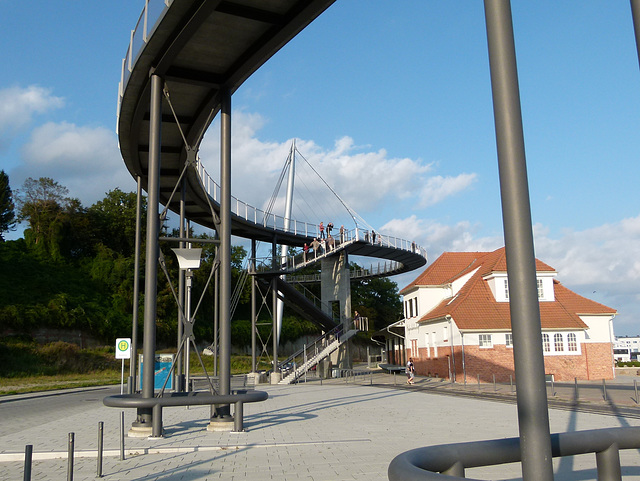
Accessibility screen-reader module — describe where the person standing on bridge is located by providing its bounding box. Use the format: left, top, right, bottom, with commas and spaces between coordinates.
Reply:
311, 238, 320, 258
327, 222, 333, 236
327, 234, 334, 251
340, 225, 345, 243
303, 243, 309, 262
319, 221, 325, 239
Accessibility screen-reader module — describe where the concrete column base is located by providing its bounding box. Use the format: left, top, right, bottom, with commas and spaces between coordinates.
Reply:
270, 372, 281, 384
128, 425, 153, 438
206, 420, 235, 432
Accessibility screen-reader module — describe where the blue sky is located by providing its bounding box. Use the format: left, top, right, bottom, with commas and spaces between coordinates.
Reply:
2, 1, 640, 335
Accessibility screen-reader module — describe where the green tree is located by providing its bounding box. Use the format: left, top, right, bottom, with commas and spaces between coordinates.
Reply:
16, 177, 75, 258
351, 268, 402, 331
88, 188, 145, 257
0, 170, 16, 241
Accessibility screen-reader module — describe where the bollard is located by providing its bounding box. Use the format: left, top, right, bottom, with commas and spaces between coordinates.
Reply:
67, 432, 74, 481
493, 374, 496, 392
551, 378, 555, 397
477, 374, 480, 390
120, 411, 125, 460
635, 379, 638, 404
97, 422, 104, 477
510, 374, 514, 393
575, 377, 578, 401
603, 379, 607, 401
23, 444, 33, 481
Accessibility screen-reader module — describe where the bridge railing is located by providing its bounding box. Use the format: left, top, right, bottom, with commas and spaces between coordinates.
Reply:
118, 0, 173, 123
196, 159, 428, 260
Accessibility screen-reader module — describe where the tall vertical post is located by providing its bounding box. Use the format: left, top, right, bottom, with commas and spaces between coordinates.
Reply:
630, 0, 640, 68
484, 2, 553, 479
251, 238, 257, 372
176, 179, 186, 392
129, 176, 142, 394
213, 265, 219, 377
271, 241, 280, 384
136, 72, 163, 431
211, 86, 232, 426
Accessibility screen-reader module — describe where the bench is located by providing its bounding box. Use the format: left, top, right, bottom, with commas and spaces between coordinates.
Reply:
103, 390, 268, 437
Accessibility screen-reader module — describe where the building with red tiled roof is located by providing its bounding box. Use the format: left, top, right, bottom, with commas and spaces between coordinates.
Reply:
400, 247, 617, 382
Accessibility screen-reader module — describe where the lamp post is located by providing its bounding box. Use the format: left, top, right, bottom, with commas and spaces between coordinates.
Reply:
171, 247, 202, 392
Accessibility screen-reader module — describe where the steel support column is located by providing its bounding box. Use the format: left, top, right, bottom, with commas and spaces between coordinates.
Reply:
484, 1, 553, 479
176, 179, 186, 392
137, 73, 163, 428
251, 239, 257, 372
129, 175, 142, 394
213, 86, 232, 421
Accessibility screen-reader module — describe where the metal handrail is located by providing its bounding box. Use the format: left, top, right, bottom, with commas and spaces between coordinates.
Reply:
194, 159, 428, 260
118, 0, 172, 122
388, 426, 640, 480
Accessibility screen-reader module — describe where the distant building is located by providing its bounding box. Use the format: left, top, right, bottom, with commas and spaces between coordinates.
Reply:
614, 336, 640, 362
400, 247, 617, 382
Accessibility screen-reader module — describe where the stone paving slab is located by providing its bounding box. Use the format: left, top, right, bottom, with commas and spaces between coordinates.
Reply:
2, 380, 640, 480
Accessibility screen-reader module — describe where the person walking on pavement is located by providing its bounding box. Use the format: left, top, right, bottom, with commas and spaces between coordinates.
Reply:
406, 357, 415, 384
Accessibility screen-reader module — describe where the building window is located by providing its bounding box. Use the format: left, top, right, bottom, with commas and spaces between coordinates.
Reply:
414, 298, 419, 317
425, 333, 430, 359
537, 279, 544, 299
504, 279, 509, 300
567, 333, 577, 352
505, 333, 513, 348
432, 332, 438, 358
542, 334, 550, 352
443, 325, 449, 342
479, 334, 493, 348
554, 333, 564, 352
411, 339, 418, 358
409, 300, 413, 318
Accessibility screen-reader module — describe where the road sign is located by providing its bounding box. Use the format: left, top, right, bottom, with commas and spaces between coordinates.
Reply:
115, 338, 131, 359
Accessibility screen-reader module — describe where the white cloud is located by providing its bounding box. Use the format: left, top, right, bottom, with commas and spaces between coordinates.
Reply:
13, 121, 135, 205
199, 111, 475, 224
418, 173, 478, 208
0, 85, 64, 148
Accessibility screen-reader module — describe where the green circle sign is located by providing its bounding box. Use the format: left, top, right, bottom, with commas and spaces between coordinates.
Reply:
115, 338, 131, 359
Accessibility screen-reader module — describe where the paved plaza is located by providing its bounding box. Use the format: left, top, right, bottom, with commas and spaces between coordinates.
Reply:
2, 374, 640, 480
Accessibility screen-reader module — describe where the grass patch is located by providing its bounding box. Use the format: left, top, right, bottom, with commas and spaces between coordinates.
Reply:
0, 340, 273, 396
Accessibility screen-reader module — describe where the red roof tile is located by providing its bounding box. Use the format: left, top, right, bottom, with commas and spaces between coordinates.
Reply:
410, 247, 615, 331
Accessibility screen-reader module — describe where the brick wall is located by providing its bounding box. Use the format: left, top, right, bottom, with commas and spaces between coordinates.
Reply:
410, 342, 614, 382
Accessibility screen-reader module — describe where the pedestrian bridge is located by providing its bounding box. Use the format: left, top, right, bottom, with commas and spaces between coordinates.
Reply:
117, 0, 426, 275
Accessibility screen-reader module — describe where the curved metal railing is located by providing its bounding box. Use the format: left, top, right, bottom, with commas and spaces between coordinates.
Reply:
388, 426, 640, 480
118, 0, 172, 123
194, 158, 428, 261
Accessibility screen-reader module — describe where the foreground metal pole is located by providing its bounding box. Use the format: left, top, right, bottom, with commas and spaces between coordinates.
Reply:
67, 432, 74, 481
630, 0, 640, 69
213, 86, 232, 421
484, 2, 553, 480
137, 72, 163, 428
97, 422, 103, 477
129, 176, 142, 394
23, 444, 32, 481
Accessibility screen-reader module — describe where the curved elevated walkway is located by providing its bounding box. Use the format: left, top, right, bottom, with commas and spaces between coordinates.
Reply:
118, 0, 427, 274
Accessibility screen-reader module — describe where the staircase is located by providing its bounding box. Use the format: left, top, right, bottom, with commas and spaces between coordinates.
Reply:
278, 326, 359, 384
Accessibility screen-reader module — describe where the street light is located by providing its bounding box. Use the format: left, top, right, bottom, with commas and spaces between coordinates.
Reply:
171, 247, 202, 391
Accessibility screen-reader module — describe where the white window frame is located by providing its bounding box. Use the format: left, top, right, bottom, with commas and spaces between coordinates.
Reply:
537, 278, 544, 299
432, 332, 438, 358
505, 333, 513, 348
479, 334, 493, 348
